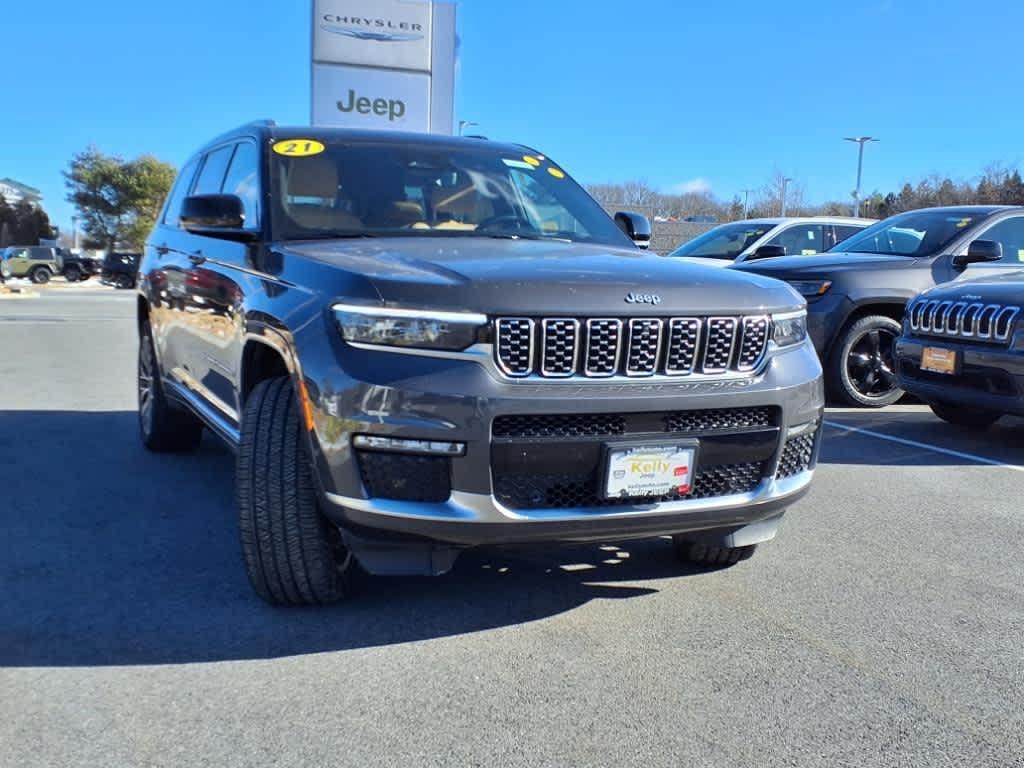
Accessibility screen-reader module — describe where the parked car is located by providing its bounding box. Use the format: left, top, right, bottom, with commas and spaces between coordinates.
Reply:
136, 121, 824, 605
58, 248, 99, 282
0, 245, 64, 284
734, 206, 1024, 407
102, 252, 141, 289
895, 267, 1024, 427
667, 217, 874, 267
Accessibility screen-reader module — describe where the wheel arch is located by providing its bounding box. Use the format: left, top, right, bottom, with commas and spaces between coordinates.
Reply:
239, 331, 297, 410
828, 299, 907, 350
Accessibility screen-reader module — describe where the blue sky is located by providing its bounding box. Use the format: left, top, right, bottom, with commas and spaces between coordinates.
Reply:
3, 0, 1023, 232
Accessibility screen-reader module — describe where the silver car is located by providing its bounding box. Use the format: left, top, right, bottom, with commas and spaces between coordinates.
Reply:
668, 216, 875, 267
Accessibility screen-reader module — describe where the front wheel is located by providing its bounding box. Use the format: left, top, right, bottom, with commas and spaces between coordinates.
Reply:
828, 315, 904, 407
63, 265, 82, 282
30, 267, 51, 285
673, 537, 757, 568
236, 376, 355, 605
116, 274, 135, 289
929, 401, 1002, 429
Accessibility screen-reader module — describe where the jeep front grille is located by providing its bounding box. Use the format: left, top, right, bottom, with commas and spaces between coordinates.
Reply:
908, 299, 1020, 344
494, 314, 771, 378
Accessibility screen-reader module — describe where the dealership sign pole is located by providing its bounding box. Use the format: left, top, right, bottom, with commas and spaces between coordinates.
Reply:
311, 0, 456, 134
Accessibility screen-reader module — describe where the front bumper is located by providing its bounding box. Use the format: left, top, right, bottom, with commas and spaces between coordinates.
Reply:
895, 335, 1024, 416
302, 325, 824, 548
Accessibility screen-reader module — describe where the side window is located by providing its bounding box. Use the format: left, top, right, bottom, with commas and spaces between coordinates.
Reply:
221, 142, 261, 229
974, 217, 1024, 265
766, 224, 825, 255
834, 225, 863, 244
192, 145, 235, 196
161, 156, 201, 226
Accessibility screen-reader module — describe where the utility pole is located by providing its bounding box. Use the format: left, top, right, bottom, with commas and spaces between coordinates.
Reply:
780, 177, 792, 217
844, 136, 879, 217
741, 189, 751, 219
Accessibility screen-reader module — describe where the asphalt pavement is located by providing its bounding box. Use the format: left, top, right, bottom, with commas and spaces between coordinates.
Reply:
1, 292, 1022, 767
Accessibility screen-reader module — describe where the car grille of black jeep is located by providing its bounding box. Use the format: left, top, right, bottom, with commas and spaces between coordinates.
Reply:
494, 314, 771, 378
356, 451, 451, 503
907, 299, 1020, 344
491, 407, 782, 511
776, 431, 817, 479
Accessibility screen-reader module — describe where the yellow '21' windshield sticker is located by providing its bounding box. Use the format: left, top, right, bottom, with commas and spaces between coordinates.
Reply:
272, 139, 326, 157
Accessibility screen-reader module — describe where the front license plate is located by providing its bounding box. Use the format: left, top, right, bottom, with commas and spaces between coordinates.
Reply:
921, 346, 957, 375
604, 442, 697, 499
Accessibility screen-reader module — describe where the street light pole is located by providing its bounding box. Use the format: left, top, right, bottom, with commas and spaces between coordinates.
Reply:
844, 136, 879, 217
780, 177, 792, 217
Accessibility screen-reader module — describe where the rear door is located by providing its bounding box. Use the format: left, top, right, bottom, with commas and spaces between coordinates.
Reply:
764, 223, 826, 256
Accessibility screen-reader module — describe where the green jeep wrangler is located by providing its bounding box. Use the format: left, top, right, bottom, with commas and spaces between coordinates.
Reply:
0, 246, 64, 284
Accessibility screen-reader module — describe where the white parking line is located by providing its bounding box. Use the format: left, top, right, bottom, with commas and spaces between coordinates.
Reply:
824, 419, 1024, 473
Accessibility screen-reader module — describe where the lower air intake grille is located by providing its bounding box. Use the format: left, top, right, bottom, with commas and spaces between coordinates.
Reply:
776, 432, 817, 479
494, 462, 766, 510
493, 407, 777, 439
356, 451, 451, 502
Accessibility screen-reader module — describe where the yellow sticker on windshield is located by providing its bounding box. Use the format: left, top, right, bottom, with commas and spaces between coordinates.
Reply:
547, 167, 566, 179
801, 249, 817, 255
523, 155, 541, 167
272, 139, 325, 157
1018, 249, 1024, 262
956, 217, 970, 228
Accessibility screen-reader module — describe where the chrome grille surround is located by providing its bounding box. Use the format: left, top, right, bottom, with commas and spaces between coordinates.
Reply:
908, 298, 1020, 343
494, 313, 772, 379
540, 318, 580, 377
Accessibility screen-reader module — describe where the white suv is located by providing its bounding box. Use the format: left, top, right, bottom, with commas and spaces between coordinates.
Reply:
667, 216, 875, 267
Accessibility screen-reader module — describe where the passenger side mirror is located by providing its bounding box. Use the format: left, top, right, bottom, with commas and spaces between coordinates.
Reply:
749, 244, 787, 260
953, 239, 1003, 268
614, 211, 652, 249
180, 195, 253, 239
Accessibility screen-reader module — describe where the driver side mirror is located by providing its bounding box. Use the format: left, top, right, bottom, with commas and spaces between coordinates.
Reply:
180, 195, 254, 240
953, 239, 1003, 268
749, 244, 787, 260
614, 211, 652, 250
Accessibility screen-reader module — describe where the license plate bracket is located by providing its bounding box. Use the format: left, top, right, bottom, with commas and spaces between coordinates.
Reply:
602, 440, 699, 500
921, 346, 958, 375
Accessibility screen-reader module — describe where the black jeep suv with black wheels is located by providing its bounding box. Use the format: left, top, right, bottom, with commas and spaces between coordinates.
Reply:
137, 121, 823, 605
734, 206, 1024, 407
896, 269, 1024, 428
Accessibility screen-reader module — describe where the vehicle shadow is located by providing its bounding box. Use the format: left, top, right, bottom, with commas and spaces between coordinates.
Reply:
821, 405, 1024, 467
0, 410, 707, 668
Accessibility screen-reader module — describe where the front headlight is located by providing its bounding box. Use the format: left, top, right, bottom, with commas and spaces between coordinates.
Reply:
332, 303, 488, 351
787, 280, 832, 298
772, 310, 808, 347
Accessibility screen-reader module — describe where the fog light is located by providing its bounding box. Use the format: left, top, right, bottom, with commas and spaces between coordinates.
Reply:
352, 435, 466, 456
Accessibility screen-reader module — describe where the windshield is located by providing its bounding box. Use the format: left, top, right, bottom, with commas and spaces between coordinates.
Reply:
667, 222, 776, 259
268, 140, 633, 247
833, 210, 986, 257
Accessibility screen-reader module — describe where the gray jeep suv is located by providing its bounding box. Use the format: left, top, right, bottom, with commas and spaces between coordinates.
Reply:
137, 121, 824, 605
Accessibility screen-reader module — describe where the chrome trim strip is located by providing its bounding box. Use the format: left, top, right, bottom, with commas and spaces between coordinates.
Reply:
947, 302, 967, 334
332, 303, 488, 325
540, 318, 580, 378
664, 317, 701, 376
625, 318, 664, 377
994, 306, 1020, 341
961, 303, 983, 337
494, 317, 535, 377
977, 304, 1000, 339
325, 470, 813, 524
583, 318, 623, 378
164, 379, 241, 447
934, 301, 953, 334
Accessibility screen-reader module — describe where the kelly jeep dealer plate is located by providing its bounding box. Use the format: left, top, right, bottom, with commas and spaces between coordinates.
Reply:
604, 442, 697, 499
921, 346, 957, 375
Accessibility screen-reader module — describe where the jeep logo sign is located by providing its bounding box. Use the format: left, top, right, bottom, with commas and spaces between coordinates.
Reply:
312, 64, 429, 129
337, 89, 406, 121
625, 292, 662, 305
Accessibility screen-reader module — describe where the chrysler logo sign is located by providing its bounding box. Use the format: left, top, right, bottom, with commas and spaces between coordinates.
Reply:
321, 15, 425, 42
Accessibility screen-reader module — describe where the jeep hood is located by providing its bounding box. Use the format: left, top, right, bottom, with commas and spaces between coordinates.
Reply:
921, 269, 1024, 304
284, 237, 803, 315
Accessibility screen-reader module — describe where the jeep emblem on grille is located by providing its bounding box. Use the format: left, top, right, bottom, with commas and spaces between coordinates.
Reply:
625, 292, 661, 305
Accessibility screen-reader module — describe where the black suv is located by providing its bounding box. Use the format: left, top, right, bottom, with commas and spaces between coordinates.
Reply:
137, 121, 824, 605
896, 269, 1024, 427
735, 206, 1024, 407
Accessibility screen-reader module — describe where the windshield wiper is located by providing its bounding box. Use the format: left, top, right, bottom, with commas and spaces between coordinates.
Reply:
290, 231, 379, 241
476, 231, 572, 243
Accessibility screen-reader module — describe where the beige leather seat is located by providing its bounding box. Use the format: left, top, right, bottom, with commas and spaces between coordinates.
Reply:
285, 156, 361, 230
